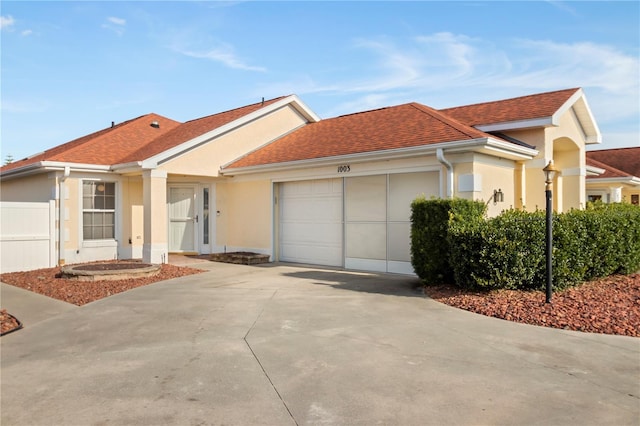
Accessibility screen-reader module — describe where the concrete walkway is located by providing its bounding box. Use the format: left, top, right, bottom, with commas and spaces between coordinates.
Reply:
1, 281, 78, 327
1, 261, 639, 425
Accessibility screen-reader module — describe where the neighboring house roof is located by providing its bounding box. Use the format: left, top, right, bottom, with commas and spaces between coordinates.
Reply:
585, 157, 633, 179
586, 147, 640, 178
224, 102, 516, 170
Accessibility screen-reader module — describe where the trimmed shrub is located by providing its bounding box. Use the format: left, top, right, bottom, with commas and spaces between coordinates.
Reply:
448, 210, 547, 290
410, 197, 485, 285
444, 203, 640, 291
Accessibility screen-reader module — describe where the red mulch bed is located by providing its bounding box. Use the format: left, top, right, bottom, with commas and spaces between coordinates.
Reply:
1, 309, 21, 335
424, 273, 640, 337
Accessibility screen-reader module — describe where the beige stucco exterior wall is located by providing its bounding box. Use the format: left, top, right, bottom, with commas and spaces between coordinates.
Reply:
121, 177, 144, 255
622, 187, 640, 204
160, 106, 307, 177
548, 111, 587, 211
64, 178, 79, 252
501, 109, 587, 212
0, 173, 54, 202
216, 179, 272, 251
452, 154, 516, 217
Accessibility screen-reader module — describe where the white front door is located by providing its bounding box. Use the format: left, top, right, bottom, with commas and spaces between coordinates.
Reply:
168, 186, 197, 253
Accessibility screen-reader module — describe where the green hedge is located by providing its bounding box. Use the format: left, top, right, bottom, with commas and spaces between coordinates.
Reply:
410, 197, 485, 285
411, 199, 640, 291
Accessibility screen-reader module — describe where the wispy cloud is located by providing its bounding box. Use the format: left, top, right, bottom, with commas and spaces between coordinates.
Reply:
545, 1, 580, 17
108, 17, 126, 26
1, 99, 50, 113
21, 29, 32, 37
1, 15, 15, 31
259, 32, 638, 124
102, 16, 126, 36
174, 42, 266, 72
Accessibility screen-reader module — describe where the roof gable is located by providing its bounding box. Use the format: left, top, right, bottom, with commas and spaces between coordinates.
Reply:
224, 102, 500, 170
440, 88, 600, 144
119, 96, 289, 164
440, 88, 580, 127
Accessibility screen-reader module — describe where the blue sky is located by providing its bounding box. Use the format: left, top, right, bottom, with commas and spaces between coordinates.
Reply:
2, 1, 639, 162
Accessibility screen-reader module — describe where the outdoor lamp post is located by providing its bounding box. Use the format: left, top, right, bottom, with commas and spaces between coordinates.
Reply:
543, 160, 558, 303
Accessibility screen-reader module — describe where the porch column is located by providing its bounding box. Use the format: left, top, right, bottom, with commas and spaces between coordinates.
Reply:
142, 169, 168, 264
609, 186, 623, 203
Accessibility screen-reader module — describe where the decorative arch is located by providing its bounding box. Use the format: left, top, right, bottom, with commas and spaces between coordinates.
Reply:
552, 136, 584, 211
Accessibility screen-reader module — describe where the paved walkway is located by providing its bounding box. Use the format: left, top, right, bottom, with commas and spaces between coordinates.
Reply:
1, 261, 639, 425
1, 281, 77, 327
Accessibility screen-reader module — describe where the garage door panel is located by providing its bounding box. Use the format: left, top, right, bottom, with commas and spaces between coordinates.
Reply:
279, 179, 343, 267
280, 222, 342, 245
281, 199, 342, 222
345, 223, 386, 260
345, 175, 386, 222
280, 242, 342, 266
389, 172, 439, 221
388, 222, 411, 262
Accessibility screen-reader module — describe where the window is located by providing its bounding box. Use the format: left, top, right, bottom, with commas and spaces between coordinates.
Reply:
83, 182, 115, 240
588, 195, 602, 203
203, 187, 209, 245
632, 194, 639, 206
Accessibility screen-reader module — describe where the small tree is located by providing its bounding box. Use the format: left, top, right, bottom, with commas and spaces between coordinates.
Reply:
4, 154, 14, 165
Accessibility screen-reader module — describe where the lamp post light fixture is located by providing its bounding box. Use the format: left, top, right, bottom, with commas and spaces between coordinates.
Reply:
543, 160, 558, 303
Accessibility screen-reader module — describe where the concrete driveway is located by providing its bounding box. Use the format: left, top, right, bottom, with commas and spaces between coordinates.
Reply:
1, 261, 639, 425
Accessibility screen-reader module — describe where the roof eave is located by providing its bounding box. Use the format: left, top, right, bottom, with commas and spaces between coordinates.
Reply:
586, 165, 606, 176
111, 161, 144, 173
221, 138, 538, 176
476, 117, 554, 132
586, 176, 640, 186
1, 161, 114, 181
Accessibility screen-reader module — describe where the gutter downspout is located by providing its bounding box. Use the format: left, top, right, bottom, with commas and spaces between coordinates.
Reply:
436, 148, 453, 198
59, 166, 70, 265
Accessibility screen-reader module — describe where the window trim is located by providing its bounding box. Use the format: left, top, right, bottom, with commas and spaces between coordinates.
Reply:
81, 179, 118, 244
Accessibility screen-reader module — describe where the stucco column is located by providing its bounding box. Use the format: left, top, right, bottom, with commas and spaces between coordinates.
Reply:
609, 186, 623, 203
142, 169, 168, 264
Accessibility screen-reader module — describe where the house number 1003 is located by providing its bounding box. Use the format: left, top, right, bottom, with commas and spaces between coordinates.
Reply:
337, 165, 351, 173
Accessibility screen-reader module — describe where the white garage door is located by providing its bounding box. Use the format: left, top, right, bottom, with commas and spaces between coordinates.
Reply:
279, 179, 343, 266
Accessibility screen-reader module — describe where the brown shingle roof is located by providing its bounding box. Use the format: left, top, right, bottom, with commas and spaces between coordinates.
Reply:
1, 96, 287, 174
1, 114, 181, 172
441, 88, 580, 126
118, 96, 287, 163
225, 102, 495, 169
586, 147, 640, 178
586, 157, 633, 179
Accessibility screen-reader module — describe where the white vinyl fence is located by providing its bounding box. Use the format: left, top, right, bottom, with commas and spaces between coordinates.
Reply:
1, 201, 56, 273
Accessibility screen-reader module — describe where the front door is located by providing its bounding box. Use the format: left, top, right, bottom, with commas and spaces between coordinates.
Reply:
168, 186, 197, 253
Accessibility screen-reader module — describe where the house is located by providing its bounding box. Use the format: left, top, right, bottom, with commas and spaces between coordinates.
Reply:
0, 88, 601, 274
585, 147, 640, 204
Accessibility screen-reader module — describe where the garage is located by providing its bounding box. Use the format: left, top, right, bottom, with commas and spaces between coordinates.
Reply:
278, 171, 439, 274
